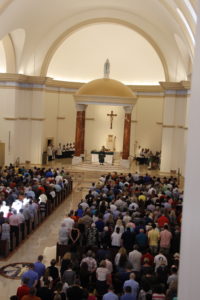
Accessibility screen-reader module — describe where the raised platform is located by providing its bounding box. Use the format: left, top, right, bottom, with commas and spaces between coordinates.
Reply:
72, 161, 130, 172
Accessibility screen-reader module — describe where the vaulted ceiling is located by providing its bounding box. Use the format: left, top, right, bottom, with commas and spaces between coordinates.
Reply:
0, 0, 198, 83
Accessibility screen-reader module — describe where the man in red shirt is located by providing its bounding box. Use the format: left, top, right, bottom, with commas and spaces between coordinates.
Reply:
17, 278, 30, 300
141, 249, 154, 266
21, 288, 41, 300
157, 212, 169, 228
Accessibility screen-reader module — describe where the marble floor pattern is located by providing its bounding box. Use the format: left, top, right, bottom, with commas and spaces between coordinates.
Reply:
0, 160, 182, 300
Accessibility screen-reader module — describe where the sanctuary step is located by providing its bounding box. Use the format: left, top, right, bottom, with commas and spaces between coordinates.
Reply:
72, 161, 130, 172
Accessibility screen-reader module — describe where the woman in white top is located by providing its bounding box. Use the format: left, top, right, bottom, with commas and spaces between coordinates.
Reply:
111, 227, 122, 247
58, 223, 68, 245
114, 247, 127, 267
114, 219, 124, 234
96, 260, 110, 296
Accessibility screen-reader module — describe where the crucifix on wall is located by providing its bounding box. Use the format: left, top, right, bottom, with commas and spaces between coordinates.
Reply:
107, 110, 117, 129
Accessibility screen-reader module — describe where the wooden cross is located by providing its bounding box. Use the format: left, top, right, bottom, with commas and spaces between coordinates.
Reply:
107, 110, 117, 129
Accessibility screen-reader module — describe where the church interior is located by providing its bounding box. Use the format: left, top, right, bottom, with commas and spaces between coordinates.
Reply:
0, 1, 200, 299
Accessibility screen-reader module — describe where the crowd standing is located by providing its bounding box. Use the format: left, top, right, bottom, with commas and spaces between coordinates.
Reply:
0, 164, 71, 252
13, 171, 181, 300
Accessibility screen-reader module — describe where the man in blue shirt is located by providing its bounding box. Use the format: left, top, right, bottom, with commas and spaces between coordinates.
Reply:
135, 228, 148, 250
34, 255, 45, 279
123, 273, 139, 300
103, 287, 118, 300
120, 286, 133, 300
21, 263, 38, 288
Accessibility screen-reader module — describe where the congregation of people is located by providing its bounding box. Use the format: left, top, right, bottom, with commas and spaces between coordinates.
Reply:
47, 143, 75, 161
0, 165, 72, 254
13, 171, 182, 300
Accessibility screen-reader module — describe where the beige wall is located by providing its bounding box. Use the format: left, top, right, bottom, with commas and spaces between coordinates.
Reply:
0, 84, 164, 165
0, 88, 17, 164
43, 91, 76, 150
135, 96, 163, 153
43, 91, 164, 157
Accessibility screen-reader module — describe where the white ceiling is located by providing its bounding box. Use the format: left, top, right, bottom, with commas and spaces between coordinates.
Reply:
0, 0, 198, 82
47, 23, 166, 84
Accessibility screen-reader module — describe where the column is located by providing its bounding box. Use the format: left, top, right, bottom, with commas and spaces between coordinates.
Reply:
73, 104, 87, 164
121, 106, 133, 168
80, 108, 86, 155
30, 89, 45, 164
159, 83, 189, 175
178, 9, 200, 300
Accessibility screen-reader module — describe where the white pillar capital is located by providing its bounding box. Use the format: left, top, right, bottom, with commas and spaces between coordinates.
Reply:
75, 103, 88, 112
123, 105, 133, 114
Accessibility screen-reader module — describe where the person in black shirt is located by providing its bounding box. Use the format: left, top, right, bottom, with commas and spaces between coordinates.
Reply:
47, 259, 59, 281
53, 281, 66, 300
121, 227, 135, 252
85, 191, 94, 207
37, 280, 53, 300
67, 280, 84, 300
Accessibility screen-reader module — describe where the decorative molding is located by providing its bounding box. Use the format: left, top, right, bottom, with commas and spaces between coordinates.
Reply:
123, 106, 133, 114
137, 94, 164, 98
4, 117, 46, 121
130, 85, 163, 93
159, 82, 182, 90
159, 81, 191, 91
0, 84, 45, 92
180, 81, 191, 90
0, 73, 48, 84
75, 95, 137, 106
177, 125, 188, 130
45, 78, 82, 89
45, 88, 75, 94
75, 103, 88, 112
164, 94, 189, 98
31, 118, 45, 121
0, 74, 191, 96
4, 117, 17, 120
163, 125, 175, 128
162, 124, 188, 129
